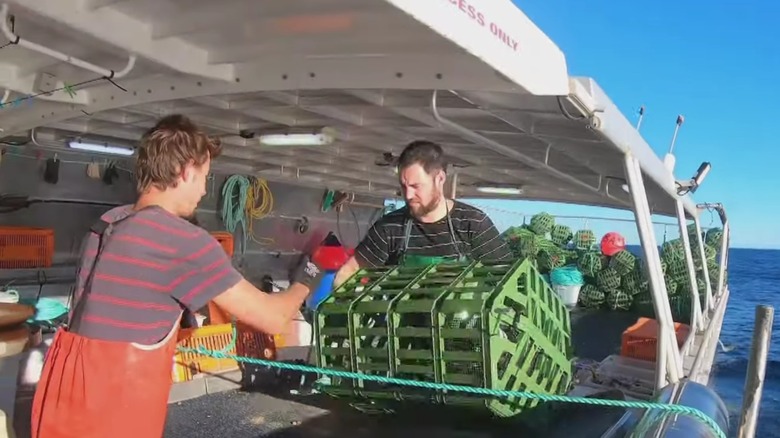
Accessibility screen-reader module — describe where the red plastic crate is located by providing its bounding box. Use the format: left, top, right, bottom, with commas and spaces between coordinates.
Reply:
0, 226, 54, 269
620, 317, 690, 362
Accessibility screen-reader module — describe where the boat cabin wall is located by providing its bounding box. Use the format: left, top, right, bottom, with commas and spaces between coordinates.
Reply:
0, 151, 382, 304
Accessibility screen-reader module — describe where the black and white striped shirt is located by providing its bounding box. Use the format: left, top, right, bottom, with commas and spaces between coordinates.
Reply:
354, 201, 513, 267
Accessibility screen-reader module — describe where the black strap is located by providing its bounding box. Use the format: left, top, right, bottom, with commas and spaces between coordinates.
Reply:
401, 218, 413, 255
397, 206, 466, 263
68, 219, 112, 331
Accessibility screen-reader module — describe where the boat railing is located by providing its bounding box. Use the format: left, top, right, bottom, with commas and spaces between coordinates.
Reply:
427, 87, 725, 393
467, 195, 729, 391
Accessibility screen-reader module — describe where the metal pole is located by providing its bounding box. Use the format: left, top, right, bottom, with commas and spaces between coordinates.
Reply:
636, 105, 645, 131
623, 154, 681, 388
676, 200, 703, 334
716, 222, 730, 298
737, 305, 774, 438
693, 216, 714, 312
667, 115, 684, 155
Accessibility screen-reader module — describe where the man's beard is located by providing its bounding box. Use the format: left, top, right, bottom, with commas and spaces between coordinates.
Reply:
408, 193, 443, 219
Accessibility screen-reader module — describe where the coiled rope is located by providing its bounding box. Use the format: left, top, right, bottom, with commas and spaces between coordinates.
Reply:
220, 175, 274, 255
177, 327, 726, 438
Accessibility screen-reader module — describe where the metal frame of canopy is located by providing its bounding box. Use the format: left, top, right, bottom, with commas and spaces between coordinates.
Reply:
0, 0, 726, 392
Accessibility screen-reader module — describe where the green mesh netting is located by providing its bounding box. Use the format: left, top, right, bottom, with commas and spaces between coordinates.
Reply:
661, 239, 684, 264
677, 276, 696, 296
519, 233, 540, 259
537, 248, 566, 272
609, 250, 636, 275
697, 276, 707, 293
692, 244, 713, 265
550, 224, 573, 247
605, 290, 633, 311
706, 244, 718, 261
665, 276, 678, 296
687, 223, 701, 240
631, 290, 655, 317
529, 212, 555, 235
669, 295, 692, 324
621, 269, 646, 296
705, 228, 723, 248
500, 214, 728, 319
562, 249, 580, 264
666, 258, 689, 282
573, 230, 596, 250
537, 235, 558, 251
579, 284, 605, 308
596, 268, 621, 291
577, 252, 602, 277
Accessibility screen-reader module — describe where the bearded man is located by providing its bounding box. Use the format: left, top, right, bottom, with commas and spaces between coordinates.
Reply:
333, 140, 513, 287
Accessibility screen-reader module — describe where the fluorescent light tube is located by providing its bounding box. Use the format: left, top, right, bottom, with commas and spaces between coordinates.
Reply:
476, 186, 523, 195
68, 140, 134, 156
259, 129, 335, 146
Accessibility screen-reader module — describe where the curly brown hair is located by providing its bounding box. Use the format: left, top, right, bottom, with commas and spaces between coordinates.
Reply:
134, 114, 223, 193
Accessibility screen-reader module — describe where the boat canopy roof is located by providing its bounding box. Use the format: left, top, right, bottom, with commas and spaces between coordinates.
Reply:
0, 0, 698, 218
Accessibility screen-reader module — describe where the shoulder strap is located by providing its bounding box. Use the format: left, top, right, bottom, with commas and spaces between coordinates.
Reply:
401, 218, 413, 254
68, 218, 113, 331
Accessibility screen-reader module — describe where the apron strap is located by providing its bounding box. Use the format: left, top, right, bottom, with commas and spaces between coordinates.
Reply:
399, 212, 467, 263
68, 218, 112, 332
402, 218, 413, 254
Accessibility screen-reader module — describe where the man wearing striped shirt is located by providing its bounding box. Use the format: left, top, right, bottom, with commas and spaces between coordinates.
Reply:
334, 140, 513, 287
31, 115, 323, 438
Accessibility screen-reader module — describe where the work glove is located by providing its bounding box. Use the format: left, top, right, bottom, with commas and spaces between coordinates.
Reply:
289, 254, 325, 290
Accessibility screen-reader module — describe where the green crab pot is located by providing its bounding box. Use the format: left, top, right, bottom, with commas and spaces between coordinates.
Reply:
313, 258, 574, 418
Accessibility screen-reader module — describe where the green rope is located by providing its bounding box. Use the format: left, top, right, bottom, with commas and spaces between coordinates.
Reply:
220, 175, 250, 256
176, 329, 726, 438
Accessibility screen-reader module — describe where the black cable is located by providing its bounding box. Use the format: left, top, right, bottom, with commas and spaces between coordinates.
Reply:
0, 196, 122, 214
0, 15, 16, 51
0, 140, 29, 146
0, 74, 127, 109
348, 205, 361, 245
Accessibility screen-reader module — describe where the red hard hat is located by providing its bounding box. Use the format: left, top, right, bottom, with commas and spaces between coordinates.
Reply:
601, 232, 626, 256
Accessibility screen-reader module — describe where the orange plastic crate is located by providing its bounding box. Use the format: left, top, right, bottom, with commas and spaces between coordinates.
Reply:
173, 322, 277, 383
620, 317, 690, 362
210, 231, 234, 258
206, 231, 236, 324
0, 226, 54, 269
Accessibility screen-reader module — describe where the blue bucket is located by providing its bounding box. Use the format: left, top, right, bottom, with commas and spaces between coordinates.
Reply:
306, 270, 337, 310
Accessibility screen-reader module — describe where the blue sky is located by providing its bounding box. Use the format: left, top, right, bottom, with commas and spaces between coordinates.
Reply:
464, 0, 779, 249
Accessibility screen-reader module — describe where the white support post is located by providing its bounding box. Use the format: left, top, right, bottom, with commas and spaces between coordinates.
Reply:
693, 216, 714, 312
623, 154, 682, 389
676, 200, 704, 331
716, 221, 730, 298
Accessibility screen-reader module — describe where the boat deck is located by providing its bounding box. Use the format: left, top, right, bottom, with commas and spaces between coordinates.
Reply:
165, 383, 631, 438
163, 308, 642, 438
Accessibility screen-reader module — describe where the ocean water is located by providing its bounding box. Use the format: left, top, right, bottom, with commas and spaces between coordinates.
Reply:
711, 248, 779, 437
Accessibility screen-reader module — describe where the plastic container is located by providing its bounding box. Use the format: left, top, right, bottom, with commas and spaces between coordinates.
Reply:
550, 266, 584, 308
173, 322, 277, 382
620, 317, 690, 362
553, 284, 582, 308
0, 226, 54, 269
209, 231, 234, 258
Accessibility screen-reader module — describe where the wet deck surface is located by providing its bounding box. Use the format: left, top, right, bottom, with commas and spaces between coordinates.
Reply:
165, 389, 509, 438
164, 308, 639, 438
164, 386, 630, 438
